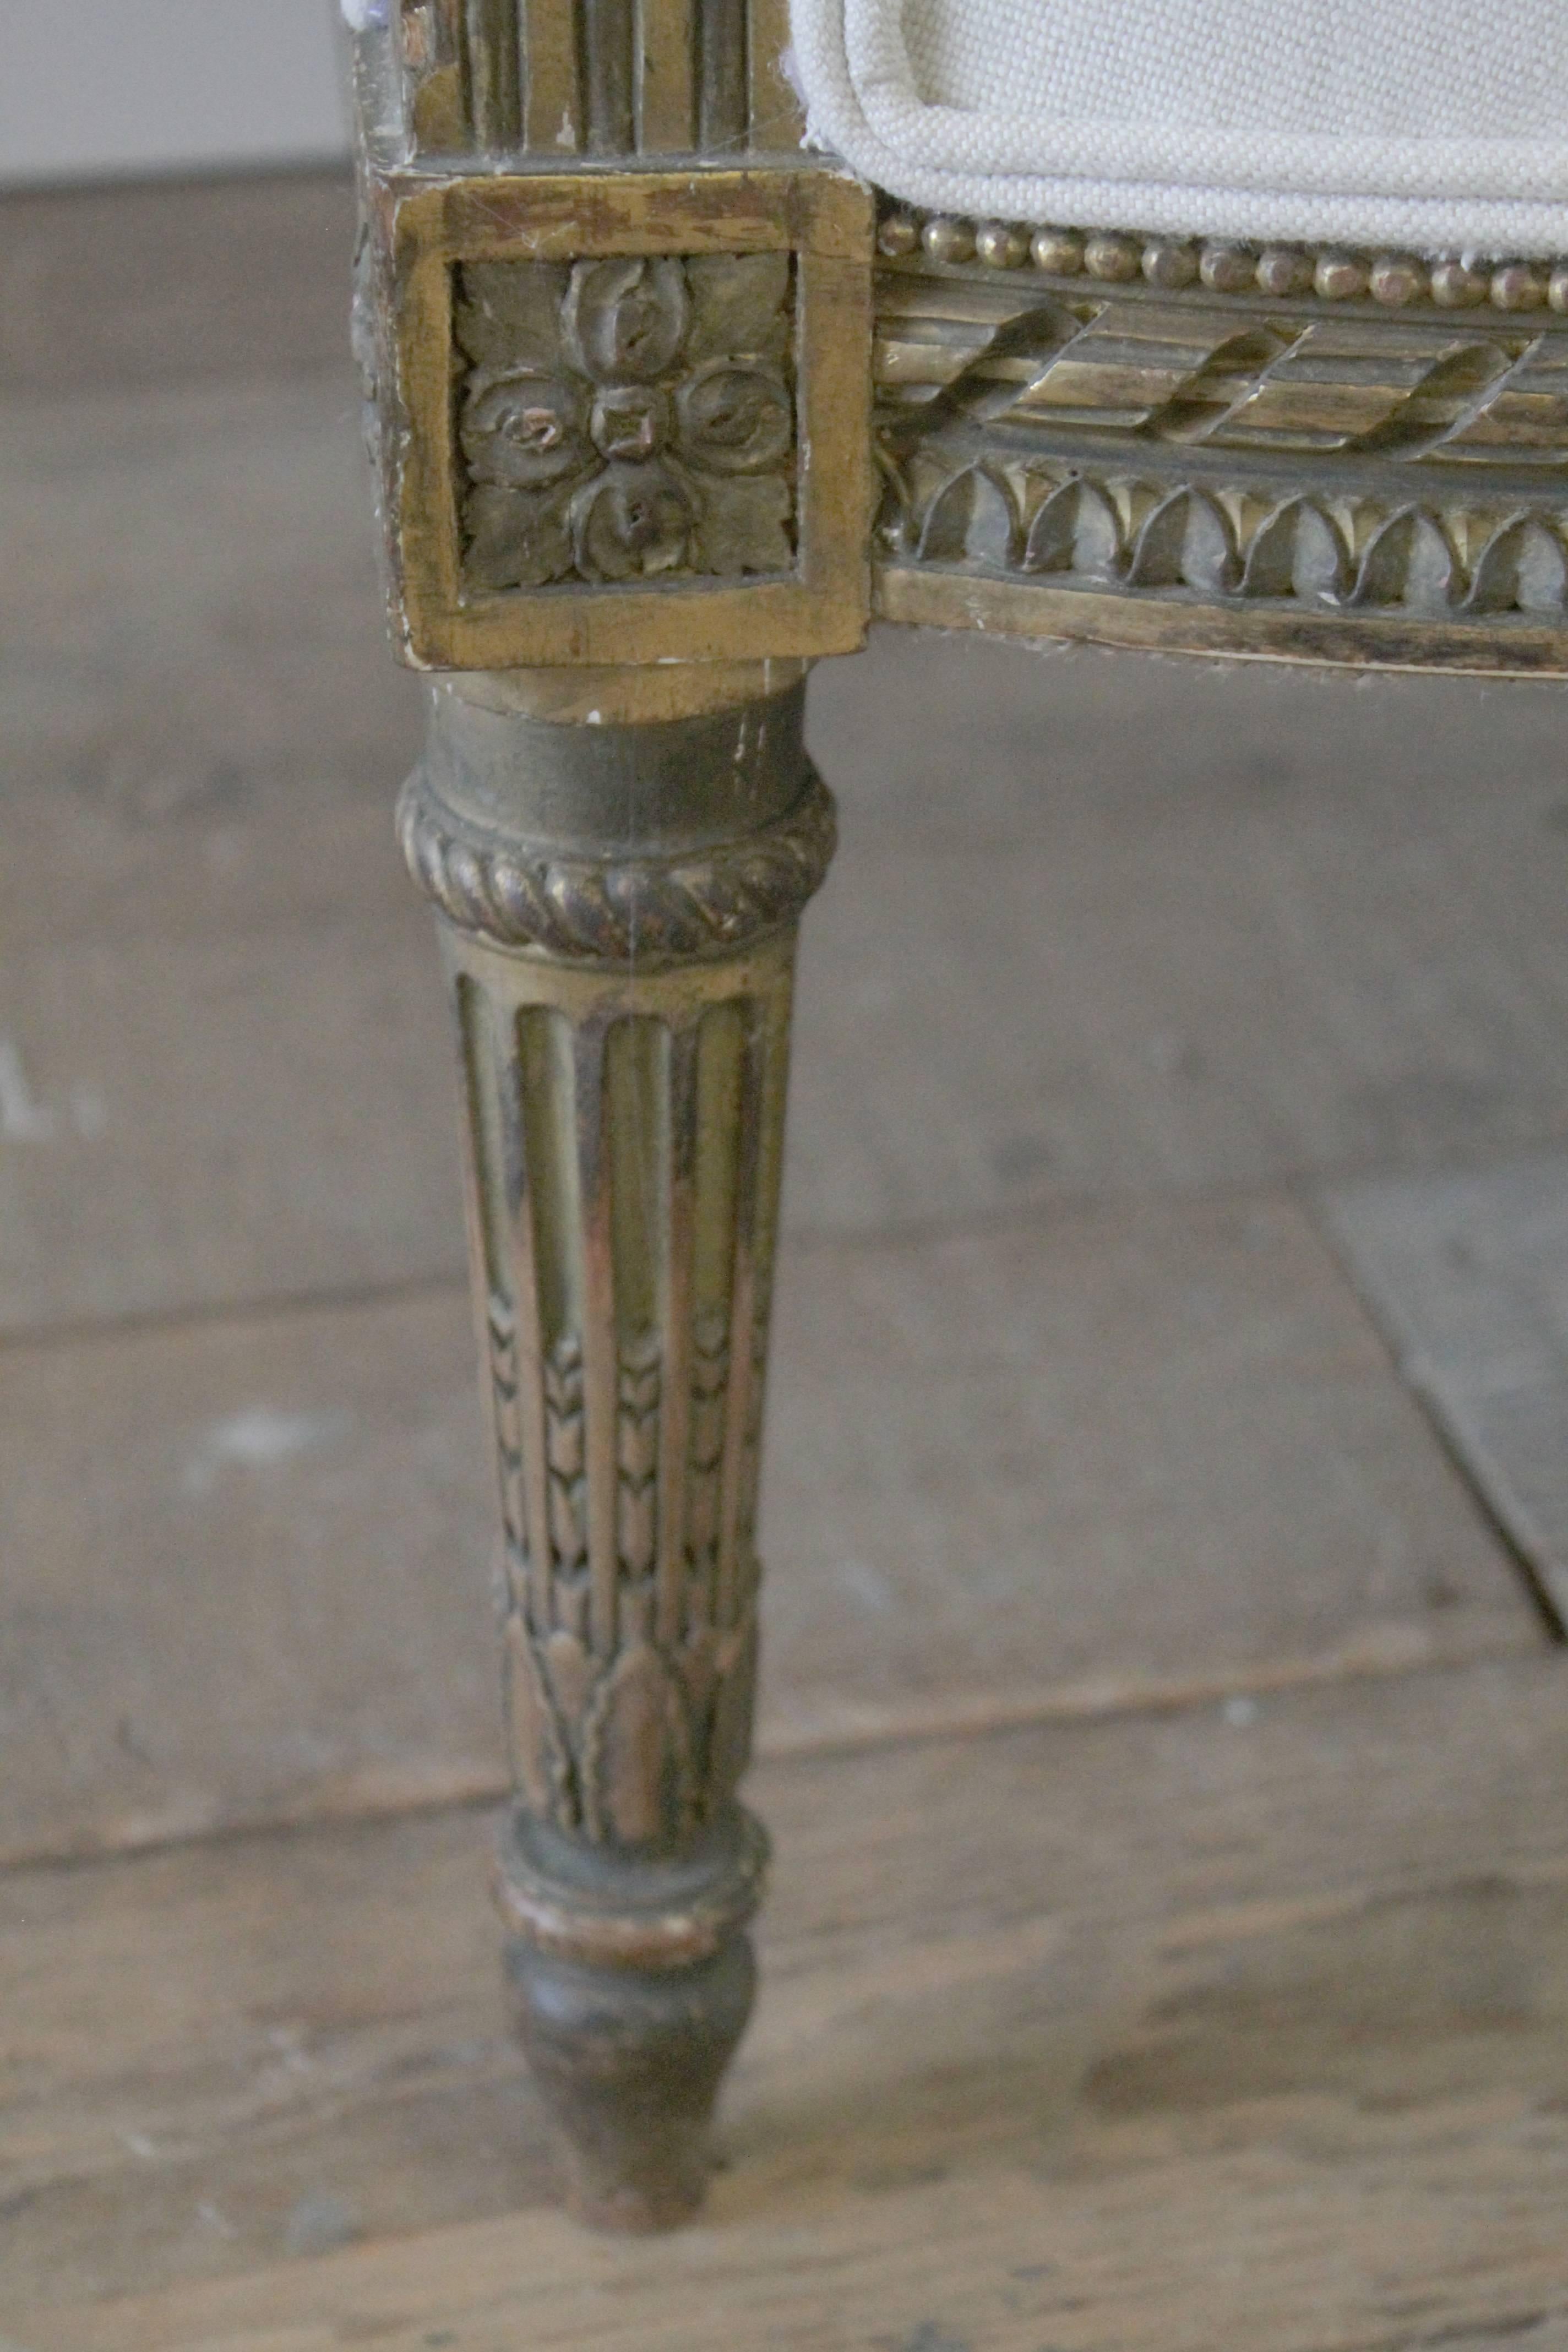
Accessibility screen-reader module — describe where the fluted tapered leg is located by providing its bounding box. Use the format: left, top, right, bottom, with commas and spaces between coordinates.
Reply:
398, 662, 832, 2228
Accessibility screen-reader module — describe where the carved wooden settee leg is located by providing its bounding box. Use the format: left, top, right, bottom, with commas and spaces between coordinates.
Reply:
399, 658, 832, 2228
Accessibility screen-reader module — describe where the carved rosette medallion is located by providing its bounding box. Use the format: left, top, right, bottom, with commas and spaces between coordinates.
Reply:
456, 253, 798, 591
371, 169, 873, 666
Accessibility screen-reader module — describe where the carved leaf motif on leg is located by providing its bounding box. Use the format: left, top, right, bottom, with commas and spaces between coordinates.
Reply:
582, 1642, 699, 1847
487, 1294, 527, 1563
686, 1306, 729, 1579
505, 1610, 576, 1821
617, 1331, 661, 1585
454, 253, 798, 589
499, 1310, 763, 1849
545, 1332, 589, 1595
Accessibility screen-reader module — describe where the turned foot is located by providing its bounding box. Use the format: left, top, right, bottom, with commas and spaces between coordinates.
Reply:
498, 1808, 766, 2228
508, 1936, 756, 2230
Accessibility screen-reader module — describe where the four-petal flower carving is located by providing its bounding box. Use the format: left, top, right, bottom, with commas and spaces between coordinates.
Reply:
455, 253, 797, 591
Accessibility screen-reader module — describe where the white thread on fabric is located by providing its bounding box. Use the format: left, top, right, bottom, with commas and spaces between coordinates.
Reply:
790, 0, 1568, 253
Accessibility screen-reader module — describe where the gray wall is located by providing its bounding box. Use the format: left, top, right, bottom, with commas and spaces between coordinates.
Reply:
0, 0, 349, 184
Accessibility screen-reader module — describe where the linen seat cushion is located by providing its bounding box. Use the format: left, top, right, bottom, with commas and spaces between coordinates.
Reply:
789, 0, 1568, 253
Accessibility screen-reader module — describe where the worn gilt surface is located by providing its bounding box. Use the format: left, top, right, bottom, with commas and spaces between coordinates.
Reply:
389, 0, 801, 161
348, 0, 871, 672
356, 167, 871, 667
446, 935, 797, 1854
350, 0, 1568, 2236
871, 211, 1568, 668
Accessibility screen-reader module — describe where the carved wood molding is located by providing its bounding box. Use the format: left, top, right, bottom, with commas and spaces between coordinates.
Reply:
871, 224, 1568, 671
357, 167, 874, 668
493, 1806, 770, 1968
347, 0, 1568, 674
448, 911, 800, 1864
456, 251, 798, 594
877, 208, 1568, 318
399, 763, 837, 959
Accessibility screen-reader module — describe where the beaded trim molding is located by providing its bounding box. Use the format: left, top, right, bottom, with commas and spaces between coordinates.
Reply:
877, 206, 1568, 315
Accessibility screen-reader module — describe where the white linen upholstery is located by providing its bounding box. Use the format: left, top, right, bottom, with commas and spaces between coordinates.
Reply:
790, 0, 1568, 253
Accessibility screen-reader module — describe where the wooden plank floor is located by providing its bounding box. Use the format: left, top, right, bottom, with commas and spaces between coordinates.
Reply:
9, 1659, 1568, 2342
1, 1196, 1536, 1869
3, 172, 1567, 2346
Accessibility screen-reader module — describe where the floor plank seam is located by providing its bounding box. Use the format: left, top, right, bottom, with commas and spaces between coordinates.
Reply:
1305, 1185, 1568, 1646
1379, 2311, 1568, 2352
0, 1266, 471, 1362
0, 1165, 1488, 1352
2, 1646, 1558, 1888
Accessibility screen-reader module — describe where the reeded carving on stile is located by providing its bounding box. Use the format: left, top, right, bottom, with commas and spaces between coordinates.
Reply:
387, 0, 802, 161
458, 976, 792, 1856
455, 254, 797, 592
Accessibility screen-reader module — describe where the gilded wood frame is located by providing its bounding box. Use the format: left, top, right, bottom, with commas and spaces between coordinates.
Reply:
355, 0, 1568, 679
371, 167, 873, 667
348, 0, 1568, 2239
870, 208, 1568, 676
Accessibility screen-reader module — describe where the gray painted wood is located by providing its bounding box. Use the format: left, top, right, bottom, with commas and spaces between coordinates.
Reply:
1322, 1152, 1568, 1629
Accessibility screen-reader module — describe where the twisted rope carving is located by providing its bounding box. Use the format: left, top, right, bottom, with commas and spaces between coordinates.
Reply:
398, 767, 837, 960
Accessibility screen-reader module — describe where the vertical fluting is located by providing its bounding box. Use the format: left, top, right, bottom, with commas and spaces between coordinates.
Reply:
655, 1019, 700, 1652
402, 672, 832, 2228
697, 0, 747, 152
520, 0, 582, 149
580, 0, 636, 152
571, 1018, 621, 1662
455, 974, 527, 1574
635, 0, 697, 151
498, 1007, 556, 1636
714, 1005, 765, 1635
464, 0, 522, 146
746, 0, 802, 148
391, 0, 803, 156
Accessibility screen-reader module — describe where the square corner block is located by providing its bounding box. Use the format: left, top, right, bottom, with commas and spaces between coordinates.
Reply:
364, 164, 875, 667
